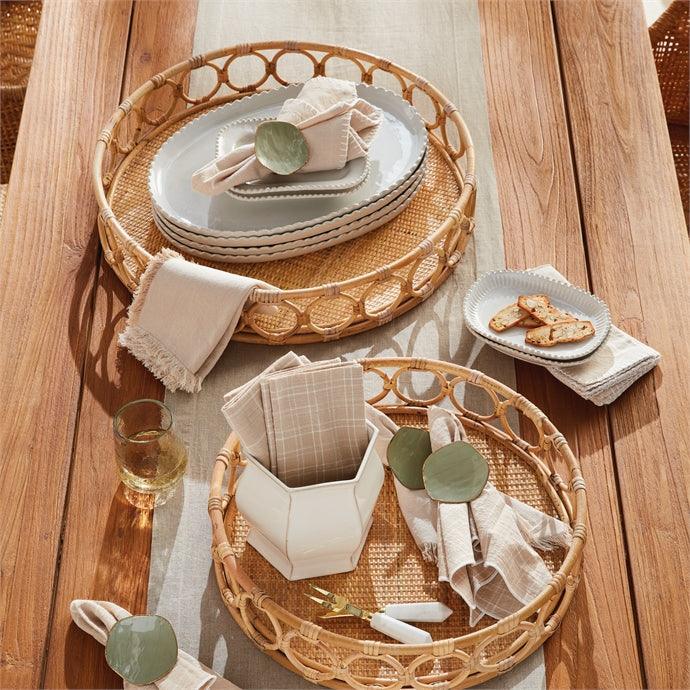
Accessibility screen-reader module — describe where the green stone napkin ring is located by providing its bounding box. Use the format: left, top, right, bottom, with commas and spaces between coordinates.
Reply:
387, 427, 490, 502
422, 441, 489, 503
254, 120, 309, 175
386, 427, 432, 490
105, 614, 178, 685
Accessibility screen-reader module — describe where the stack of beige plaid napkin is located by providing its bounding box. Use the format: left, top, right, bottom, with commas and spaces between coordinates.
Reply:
386, 406, 572, 626
222, 353, 369, 487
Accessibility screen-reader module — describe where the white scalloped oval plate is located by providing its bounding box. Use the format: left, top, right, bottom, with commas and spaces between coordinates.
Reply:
217, 117, 370, 199
464, 322, 593, 368
149, 83, 427, 238
152, 169, 423, 263
463, 270, 611, 361
153, 150, 425, 248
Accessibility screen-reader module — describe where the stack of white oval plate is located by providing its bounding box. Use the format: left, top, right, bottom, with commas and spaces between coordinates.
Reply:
463, 270, 612, 367
148, 83, 428, 263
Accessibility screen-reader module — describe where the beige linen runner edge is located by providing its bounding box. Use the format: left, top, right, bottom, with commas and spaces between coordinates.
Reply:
148, 2, 546, 689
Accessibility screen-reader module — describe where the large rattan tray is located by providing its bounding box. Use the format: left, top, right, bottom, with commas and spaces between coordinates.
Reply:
208, 358, 586, 689
93, 42, 476, 345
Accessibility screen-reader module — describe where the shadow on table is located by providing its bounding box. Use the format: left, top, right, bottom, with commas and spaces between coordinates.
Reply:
62, 486, 152, 688
68, 247, 161, 415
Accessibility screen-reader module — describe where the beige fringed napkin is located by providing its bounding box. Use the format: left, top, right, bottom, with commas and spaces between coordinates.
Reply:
381, 406, 572, 626
192, 77, 382, 196
222, 353, 369, 487
70, 600, 240, 690
531, 265, 661, 405
119, 249, 274, 393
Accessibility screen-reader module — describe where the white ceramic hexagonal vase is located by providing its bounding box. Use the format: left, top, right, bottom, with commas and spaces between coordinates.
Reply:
235, 421, 383, 580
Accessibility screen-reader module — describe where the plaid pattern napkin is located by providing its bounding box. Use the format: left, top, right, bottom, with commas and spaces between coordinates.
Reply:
222, 354, 368, 487
261, 361, 368, 486
221, 352, 313, 465
377, 406, 573, 626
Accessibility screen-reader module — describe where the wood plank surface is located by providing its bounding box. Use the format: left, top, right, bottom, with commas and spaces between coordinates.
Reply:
478, 1, 644, 688
0, 1, 133, 687
553, 1, 690, 687
41, 1, 198, 687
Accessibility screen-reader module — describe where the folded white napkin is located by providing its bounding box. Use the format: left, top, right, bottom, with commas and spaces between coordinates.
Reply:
223, 353, 369, 487
70, 600, 240, 690
532, 265, 661, 405
375, 406, 572, 626
192, 77, 382, 196
120, 249, 275, 393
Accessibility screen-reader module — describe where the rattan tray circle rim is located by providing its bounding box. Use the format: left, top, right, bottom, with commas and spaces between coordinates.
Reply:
92, 41, 477, 345
208, 357, 586, 689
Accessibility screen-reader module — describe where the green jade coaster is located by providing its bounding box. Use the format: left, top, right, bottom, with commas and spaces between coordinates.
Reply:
386, 427, 432, 490
423, 441, 489, 502
105, 614, 178, 685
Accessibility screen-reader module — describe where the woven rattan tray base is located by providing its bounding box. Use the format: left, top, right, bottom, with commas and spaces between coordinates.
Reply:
109, 118, 462, 339
209, 359, 586, 689
94, 42, 477, 345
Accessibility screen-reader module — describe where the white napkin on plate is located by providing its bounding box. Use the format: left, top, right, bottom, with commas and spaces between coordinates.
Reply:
70, 600, 240, 690
377, 406, 572, 626
119, 249, 275, 393
531, 265, 661, 405
192, 77, 382, 196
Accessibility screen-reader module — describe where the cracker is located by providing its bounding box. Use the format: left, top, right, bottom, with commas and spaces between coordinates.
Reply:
517, 294, 572, 325
489, 303, 529, 332
525, 320, 595, 347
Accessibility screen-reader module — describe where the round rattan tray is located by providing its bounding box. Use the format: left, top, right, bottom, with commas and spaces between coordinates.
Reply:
208, 358, 586, 689
93, 41, 476, 345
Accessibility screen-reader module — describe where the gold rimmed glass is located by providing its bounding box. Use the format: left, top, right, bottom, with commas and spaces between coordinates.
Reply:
113, 399, 188, 508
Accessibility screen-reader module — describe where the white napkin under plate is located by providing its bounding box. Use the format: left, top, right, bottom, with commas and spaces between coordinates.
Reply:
192, 77, 382, 196
119, 249, 275, 393
532, 265, 661, 405
70, 600, 240, 690
379, 406, 572, 626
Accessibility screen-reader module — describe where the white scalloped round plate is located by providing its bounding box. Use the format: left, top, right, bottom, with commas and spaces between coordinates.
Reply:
149, 83, 427, 238
463, 270, 611, 361
217, 117, 371, 199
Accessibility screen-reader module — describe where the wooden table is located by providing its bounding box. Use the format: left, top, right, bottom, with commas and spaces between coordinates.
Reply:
1, 1, 688, 688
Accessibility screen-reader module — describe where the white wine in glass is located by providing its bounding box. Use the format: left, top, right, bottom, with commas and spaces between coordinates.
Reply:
113, 399, 188, 508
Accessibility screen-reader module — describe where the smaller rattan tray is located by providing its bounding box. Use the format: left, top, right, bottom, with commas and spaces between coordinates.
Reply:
93, 41, 477, 345
208, 358, 586, 690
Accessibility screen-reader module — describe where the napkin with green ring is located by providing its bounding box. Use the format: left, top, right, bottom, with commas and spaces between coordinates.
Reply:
191, 77, 382, 196
70, 600, 240, 690
382, 406, 572, 626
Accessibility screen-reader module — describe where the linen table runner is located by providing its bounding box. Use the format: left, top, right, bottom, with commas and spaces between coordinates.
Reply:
148, 2, 546, 688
